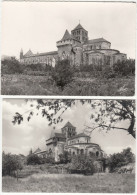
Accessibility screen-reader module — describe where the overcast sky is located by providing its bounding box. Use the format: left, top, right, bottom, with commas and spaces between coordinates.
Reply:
2, 1, 136, 59
3, 99, 135, 156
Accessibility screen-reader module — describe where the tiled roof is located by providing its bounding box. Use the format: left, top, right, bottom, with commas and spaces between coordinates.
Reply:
68, 133, 90, 140
88, 51, 104, 54
62, 121, 76, 129
85, 38, 111, 44
37, 51, 57, 56
46, 131, 66, 141
23, 51, 57, 58
33, 148, 41, 154
24, 49, 33, 57
61, 30, 72, 41
72, 23, 87, 31
54, 133, 66, 139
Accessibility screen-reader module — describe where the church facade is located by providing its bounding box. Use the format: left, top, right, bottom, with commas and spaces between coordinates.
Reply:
20, 23, 127, 67
34, 122, 106, 162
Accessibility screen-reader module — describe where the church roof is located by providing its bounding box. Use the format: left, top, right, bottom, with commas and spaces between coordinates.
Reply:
54, 133, 66, 138
61, 30, 72, 41
33, 147, 41, 154
86, 38, 111, 44
68, 133, 90, 140
46, 132, 66, 141
72, 23, 87, 31
62, 121, 76, 129
24, 49, 33, 57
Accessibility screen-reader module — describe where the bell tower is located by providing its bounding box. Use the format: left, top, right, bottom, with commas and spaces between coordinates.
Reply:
71, 23, 88, 43
61, 122, 76, 139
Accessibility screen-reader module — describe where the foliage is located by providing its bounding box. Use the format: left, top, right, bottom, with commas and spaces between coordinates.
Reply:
102, 66, 116, 79
113, 59, 135, 76
42, 156, 55, 164
23, 63, 53, 73
67, 154, 95, 175
1, 57, 23, 74
59, 151, 71, 164
2, 152, 23, 176
51, 59, 73, 90
12, 100, 136, 139
1, 73, 134, 96
108, 147, 135, 172
26, 154, 43, 165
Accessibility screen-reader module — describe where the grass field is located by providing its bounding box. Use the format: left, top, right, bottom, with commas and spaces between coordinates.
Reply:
1, 74, 134, 96
2, 173, 135, 193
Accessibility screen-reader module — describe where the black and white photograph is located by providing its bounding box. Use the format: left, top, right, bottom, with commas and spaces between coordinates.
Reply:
1, 1, 136, 96
2, 99, 135, 193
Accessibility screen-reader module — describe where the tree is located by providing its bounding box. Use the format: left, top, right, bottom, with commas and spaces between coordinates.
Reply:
51, 59, 73, 90
26, 154, 42, 165
12, 99, 135, 138
1, 57, 23, 74
108, 147, 135, 172
2, 152, 23, 179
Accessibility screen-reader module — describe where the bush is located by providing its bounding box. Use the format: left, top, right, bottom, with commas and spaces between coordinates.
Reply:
42, 156, 55, 164
1, 57, 23, 74
80, 64, 102, 72
26, 154, 43, 165
67, 154, 95, 175
51, 59, 73, 90
102, 66, 116, 79
23, 63, 53, 72
113, 59, 135, 76
2, 152, 23, 176
108, 147, 135, 172
59, 151, 71, 164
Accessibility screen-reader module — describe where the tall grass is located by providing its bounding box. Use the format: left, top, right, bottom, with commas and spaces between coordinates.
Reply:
1, 74, 134, 96
2, 173, 135, 193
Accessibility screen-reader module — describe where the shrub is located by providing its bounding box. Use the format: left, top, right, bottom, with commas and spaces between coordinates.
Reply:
67, 154, 95, 175
102, 66, 116, 79
51, 59, 73, 90
59, 151, 71, 164
2, 152, 23, 176
1, 57, 23, 74
113, 59, 135, 76
42, 156, 55, 164
26, 154, 43, 165
108, 147, 135, 172
23, 63, 53, 72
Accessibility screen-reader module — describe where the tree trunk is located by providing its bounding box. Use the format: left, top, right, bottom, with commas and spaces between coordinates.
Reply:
128, 117, 135, 138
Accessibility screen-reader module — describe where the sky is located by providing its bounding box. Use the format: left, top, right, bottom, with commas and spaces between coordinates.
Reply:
2, 99, 136, 156
1, 1, 136, 59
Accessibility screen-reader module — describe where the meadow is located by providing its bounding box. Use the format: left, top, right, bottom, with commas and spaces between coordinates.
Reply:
1, 74, 134, 96
3, 172, 135, 193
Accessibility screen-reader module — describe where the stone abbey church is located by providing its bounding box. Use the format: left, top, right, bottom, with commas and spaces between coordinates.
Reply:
20, 23, 127, 67
34, 122, 106, 162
